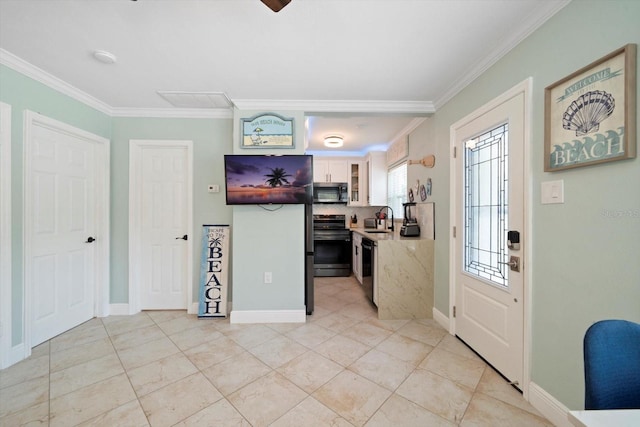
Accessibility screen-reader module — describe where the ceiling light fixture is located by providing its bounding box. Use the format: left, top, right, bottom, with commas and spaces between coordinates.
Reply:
324, 135, 344, 148
92, 50, 117, 64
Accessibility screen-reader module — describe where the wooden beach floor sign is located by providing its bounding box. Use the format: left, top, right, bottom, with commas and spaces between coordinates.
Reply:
199, 225, 230, 317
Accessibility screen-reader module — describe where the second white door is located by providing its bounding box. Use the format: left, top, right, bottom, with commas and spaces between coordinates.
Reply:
131, 141, 192, 310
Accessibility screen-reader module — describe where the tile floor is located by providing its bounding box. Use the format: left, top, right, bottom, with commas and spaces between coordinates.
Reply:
0, 276, 552, 426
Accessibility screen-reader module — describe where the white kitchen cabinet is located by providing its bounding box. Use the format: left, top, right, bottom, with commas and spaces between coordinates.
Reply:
367, 152, 387, 206
313, 159, 348, 183
352, 232, 362, 283
347, 161, 367, 206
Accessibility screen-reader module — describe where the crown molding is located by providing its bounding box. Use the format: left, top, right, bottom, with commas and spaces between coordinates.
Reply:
0, 49, 233, 119
390, 117, 427, 145
433, 0, 572, 109
0, 48, 113, 115
232, 99, 435, 115
111, 108, 232, 119
0, 50, 431, 119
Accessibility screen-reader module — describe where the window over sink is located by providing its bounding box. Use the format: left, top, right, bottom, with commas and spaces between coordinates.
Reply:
387, 162, 407, 214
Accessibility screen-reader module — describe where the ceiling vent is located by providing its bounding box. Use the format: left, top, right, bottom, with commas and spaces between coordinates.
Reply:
157, 91, 233, 109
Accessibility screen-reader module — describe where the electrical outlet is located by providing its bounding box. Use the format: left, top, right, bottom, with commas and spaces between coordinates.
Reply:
264, 272, 272, 284
208, 184, 220, 193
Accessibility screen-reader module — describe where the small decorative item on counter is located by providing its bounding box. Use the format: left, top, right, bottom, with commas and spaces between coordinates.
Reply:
351, 214, 357, 224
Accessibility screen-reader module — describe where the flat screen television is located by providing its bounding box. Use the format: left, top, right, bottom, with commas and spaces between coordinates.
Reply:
224, 154, 313, 205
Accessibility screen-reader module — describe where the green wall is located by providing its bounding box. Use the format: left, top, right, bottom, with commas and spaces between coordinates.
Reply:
110, 117, 233, 303
0, 65, 112, 346
408, 0, 640, 409
230, 110, 306, 313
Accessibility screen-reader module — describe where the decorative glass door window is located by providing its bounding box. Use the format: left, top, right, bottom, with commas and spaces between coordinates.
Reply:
463, 123, 509, 287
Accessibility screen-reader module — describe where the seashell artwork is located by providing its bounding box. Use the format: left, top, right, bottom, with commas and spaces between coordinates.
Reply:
562, 90, 615, 136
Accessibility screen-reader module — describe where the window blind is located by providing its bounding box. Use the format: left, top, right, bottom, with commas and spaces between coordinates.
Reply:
387, 162, 407, 214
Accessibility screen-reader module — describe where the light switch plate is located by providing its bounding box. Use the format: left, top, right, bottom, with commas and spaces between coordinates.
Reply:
541, 180, 564, 204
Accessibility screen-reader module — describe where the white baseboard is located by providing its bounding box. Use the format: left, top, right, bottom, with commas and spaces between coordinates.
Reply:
110, 302, 230, 316
528, 381, 572, 427
230, 309, 306, 324
109, 303, 131, 316
433, 306, 450, 331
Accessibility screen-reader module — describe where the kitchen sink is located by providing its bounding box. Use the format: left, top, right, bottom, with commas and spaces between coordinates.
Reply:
365, 230, 391, 234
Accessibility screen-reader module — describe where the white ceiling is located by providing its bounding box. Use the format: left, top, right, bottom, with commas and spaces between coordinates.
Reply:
0, 0, 568, 153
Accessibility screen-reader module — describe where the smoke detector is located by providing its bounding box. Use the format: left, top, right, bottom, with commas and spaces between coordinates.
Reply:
92, 50, 117, 64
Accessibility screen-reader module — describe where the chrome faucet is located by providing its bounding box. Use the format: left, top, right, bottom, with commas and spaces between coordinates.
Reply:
377, 206, 394, 232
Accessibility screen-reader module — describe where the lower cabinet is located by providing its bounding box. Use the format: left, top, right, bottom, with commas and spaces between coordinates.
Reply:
352, 232, 362, 283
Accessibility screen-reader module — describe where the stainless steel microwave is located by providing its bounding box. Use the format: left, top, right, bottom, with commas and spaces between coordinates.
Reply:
313, 182, 348, 204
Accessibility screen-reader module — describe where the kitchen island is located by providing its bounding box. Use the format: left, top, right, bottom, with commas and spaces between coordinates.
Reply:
352, 227, 434, 320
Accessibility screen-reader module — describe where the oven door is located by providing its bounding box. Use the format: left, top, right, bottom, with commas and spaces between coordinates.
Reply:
313, 233, 351, 277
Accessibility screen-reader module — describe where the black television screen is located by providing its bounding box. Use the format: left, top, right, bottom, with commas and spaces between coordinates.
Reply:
224, 155, 313, 205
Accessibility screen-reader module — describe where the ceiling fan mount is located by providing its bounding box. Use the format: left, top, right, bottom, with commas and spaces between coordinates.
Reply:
260, 0, 292, 13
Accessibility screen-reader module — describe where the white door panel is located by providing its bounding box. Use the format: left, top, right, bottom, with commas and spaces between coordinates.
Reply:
30, 124, 96, 346
453, 87, 526, 387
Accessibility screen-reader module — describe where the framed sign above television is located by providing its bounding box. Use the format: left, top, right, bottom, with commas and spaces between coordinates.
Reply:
224, 154, 313, 205
241, 113, 294, 148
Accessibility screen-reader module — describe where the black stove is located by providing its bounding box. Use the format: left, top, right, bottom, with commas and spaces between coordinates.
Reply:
312, 214, 351, 277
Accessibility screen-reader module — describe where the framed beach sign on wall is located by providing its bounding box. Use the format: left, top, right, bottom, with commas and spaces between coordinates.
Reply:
544, 44, 636, 172
241, 113, 294, 148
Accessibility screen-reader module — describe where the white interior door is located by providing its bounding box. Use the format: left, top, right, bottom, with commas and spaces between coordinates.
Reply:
0, 102, 12, 368
130, 141, 192, 311
29, 122, 97, 346
452, 85, 527, 388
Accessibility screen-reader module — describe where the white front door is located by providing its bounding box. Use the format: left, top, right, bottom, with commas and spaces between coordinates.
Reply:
452, 81, 529, 388
130, 141, 192, 311
29, 121, 97, 346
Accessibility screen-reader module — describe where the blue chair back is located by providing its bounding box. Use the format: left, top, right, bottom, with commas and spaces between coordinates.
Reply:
584, 319, 640, 409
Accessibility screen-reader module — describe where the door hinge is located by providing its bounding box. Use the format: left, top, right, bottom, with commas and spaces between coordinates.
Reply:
452, 226, 456, 238
453, 306, 456, 318
453, 146, 457, 158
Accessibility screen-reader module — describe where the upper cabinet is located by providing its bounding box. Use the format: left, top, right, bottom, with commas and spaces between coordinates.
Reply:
313, 154, 387, 206
367, 152, 387, 206
348, 161, 367, 207
313, 159, 349, 183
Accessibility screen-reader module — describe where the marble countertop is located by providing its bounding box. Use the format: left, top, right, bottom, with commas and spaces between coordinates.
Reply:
350, 226, 428, 242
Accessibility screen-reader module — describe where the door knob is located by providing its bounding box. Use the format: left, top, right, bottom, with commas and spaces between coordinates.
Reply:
176, 235, 188, 241
85, 236, 96, 243
499, 256, 520, 272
